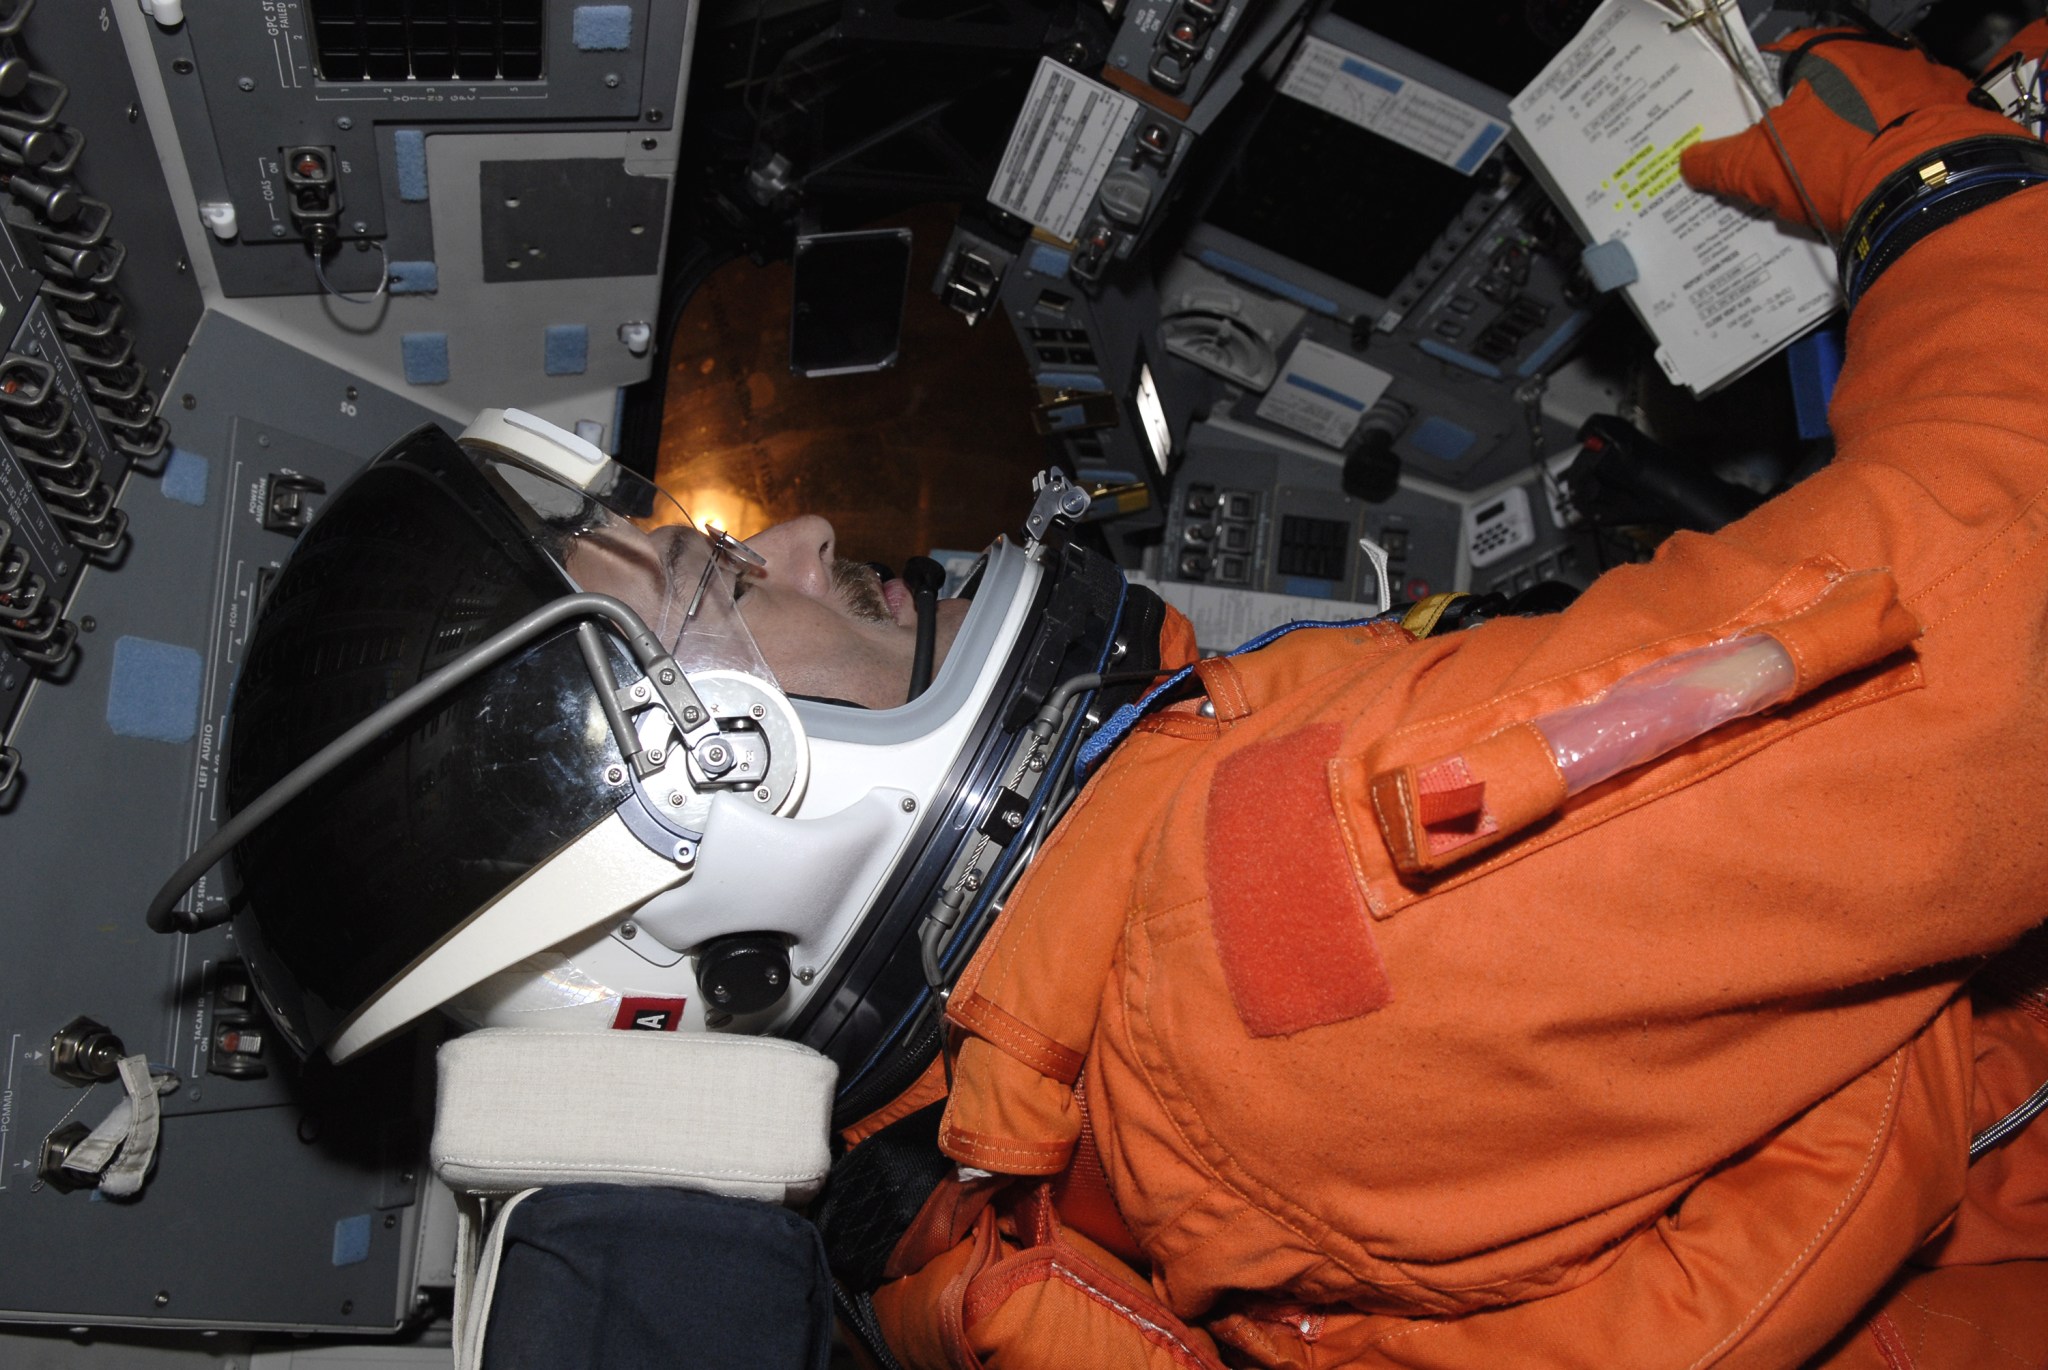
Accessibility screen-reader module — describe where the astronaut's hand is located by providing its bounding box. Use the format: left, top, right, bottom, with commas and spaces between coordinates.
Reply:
1679, 27, 2021, 234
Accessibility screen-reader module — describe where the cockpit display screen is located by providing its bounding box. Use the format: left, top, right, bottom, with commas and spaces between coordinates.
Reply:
1201, 96, 1483, 301
1333, 0, 1576, 97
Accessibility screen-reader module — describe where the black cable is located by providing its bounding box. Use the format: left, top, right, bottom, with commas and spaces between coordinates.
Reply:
146, 593, 668, 935
902, 555, 944, 701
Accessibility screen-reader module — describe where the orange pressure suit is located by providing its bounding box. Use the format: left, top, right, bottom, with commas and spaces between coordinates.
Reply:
866, 33, 2048, 1370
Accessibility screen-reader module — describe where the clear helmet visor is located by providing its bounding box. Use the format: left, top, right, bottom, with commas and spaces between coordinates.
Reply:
459, 412, 776, 685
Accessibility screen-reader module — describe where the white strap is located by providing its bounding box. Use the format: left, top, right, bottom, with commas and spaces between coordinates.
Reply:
453, 1188, 540, 1370
452, 1193, 483, 1364
60, 1054, 175, 1197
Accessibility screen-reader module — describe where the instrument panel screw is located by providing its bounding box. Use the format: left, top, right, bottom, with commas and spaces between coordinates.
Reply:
154, 1292, 169, 1308
755, 786, 772, 803
238, 77, 255, 91
605, 766, 624, 784
659, 668, 676, 684
750, 703, 766, 719
620, 922, 637, 940
901, 796, 917, 812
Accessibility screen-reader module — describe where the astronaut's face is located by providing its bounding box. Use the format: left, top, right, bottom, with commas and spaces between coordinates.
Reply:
733, 515, 968, 709
566, 515, 964, 709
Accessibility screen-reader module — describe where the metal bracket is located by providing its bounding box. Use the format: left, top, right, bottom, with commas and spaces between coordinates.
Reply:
1023, 469, 1092, 552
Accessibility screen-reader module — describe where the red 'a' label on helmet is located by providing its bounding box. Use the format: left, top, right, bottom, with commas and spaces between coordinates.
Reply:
613, 998, 687, 1031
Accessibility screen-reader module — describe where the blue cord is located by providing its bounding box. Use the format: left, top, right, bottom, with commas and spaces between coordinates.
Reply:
1849, 165, 2048, 303
1074, 613, 1398, 781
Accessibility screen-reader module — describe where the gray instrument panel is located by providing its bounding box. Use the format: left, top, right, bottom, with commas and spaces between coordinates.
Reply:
2, 0, 203, 785
1, 312, 445, 1333
155, 0, 688, 297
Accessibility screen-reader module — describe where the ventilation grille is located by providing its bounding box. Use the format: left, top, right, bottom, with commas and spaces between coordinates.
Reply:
310, 0, 545, 83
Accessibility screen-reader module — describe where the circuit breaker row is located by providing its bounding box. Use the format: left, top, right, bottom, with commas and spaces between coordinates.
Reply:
0, 3, 170, 800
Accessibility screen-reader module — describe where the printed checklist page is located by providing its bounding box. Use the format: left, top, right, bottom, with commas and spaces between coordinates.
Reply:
1510, 0, 1837, 392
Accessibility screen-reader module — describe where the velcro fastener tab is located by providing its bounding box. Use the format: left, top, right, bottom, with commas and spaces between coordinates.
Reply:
948, 990, 1086, 1086
1752, 567, 1919, 694
1370, 722, 1567, 877
1207, 722, 1392, 1037
1192, 655, 1252, 721
1414, 761, 1487, 828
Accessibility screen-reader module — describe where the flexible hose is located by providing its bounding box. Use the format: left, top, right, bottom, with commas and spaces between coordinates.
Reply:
146, 593, 666, 934
903, 555, 945, 700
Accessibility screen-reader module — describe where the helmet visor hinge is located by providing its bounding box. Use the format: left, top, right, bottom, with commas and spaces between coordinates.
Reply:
579, 624, 712, 780
581, 624, 719, 781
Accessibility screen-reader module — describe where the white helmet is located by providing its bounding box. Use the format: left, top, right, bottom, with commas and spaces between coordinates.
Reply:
188, 410, 1155, 1124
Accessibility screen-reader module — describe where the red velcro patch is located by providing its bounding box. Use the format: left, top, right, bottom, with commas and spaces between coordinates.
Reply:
1206, 722, 1392, 1037
612, 997, 687, 1031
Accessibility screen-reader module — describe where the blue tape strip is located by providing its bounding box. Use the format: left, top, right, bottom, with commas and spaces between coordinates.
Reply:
401, 332, 450, 385
1416, 338, 1501, 379
1455, 123, 1508, 175
1034, 370, 1106, 392
1340, 58, 1402, 93
332, 1214, 372, 1267
1283, 372, 1366, 410
388, 260, 439, 295
393, 130, 428, 202
1195, 249, 1341, 317
159, 448, 209, 507
1408, 415, 1477, 462
543, 324, 589, 376
1515, 308, 1591, 378
106, 637, 204, 744
571, 4, 634, 50
1027, 243, 1071, 278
